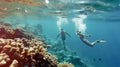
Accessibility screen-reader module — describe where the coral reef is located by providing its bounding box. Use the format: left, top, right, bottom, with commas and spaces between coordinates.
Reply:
0, 38, 58, 67
0, 22, 74, 67
58, 62, 74, 67
0, 22, 34, 39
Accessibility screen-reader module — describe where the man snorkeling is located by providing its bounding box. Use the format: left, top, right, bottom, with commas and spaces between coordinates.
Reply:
56, 29, 71, 49
77, 31, 106, 47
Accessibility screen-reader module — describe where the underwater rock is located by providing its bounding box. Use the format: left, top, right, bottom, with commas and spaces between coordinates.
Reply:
68, 55, 87, 67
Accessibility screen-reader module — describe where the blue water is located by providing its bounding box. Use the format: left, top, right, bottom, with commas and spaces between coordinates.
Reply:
26, 10, 120, 67
1, 0, 120, 67
32, 8, 120, 67
44, 17, 120, 67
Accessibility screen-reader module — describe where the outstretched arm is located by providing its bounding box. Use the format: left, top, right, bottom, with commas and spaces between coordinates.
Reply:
56, 33, 60, 39
85, 34, 91, 37
66, 32, 71, 37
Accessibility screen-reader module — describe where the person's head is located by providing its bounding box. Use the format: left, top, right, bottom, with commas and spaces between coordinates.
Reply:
61, 29, 64, 32
61, 29, 63, 31
77, 30, 81, 33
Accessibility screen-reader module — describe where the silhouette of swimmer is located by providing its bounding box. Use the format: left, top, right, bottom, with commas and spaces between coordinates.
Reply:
56, 29, 71, 48
77, 31, 106, 47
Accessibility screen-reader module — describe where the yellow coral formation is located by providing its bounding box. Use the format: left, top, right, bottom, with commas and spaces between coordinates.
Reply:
58, 62, 74, 67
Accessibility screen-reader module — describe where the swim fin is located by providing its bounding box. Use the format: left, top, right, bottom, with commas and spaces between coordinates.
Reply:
97, 40, 106, 43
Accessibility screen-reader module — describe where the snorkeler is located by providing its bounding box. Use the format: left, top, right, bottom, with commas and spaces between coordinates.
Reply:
56, 29, 71, 48
77, 31, 106, 47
